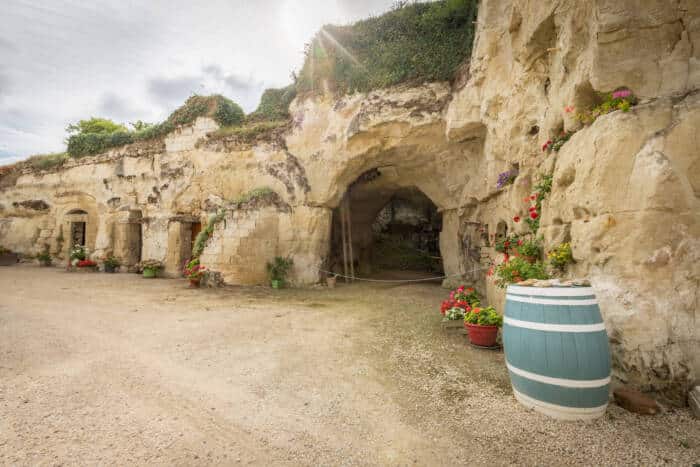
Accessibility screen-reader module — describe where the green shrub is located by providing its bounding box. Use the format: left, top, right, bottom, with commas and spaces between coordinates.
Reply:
296, 0, 479, 94
494, 257, 549, 288
464, 306, 502, 326
212, 120, 288, 142
266, 256, 293, 283
248, 85, 297, 121
65, 95, 245, 157
66, 118, 127, 135
24, 152, 69, 171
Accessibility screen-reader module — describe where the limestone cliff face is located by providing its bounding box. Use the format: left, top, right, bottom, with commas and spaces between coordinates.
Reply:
0, 0, 697, 400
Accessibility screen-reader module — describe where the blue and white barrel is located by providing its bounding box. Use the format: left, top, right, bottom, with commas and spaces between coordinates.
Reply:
503, 285, 611, 420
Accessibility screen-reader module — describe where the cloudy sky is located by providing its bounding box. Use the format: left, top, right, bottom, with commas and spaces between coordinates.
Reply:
0, 0, 397, 163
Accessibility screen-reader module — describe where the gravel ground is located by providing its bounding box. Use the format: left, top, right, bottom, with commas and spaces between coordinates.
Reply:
0, 265, 698, 466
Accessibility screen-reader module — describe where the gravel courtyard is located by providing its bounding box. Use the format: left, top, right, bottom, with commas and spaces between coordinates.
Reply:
1, 266, 698, 466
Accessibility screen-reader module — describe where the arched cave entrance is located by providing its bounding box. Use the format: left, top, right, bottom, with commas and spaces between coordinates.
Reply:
329, 168, 443, 282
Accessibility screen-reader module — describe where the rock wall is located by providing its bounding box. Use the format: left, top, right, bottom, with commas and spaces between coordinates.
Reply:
0, 0, 697, 401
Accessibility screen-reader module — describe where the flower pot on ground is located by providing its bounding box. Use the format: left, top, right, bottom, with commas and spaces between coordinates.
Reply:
266, 256, 293, 289
442, 307, 467, 331
138, 259, 163, 279
102, 255, 121, 273
326, 275, 337, 288
76, 259, 98, 272
142, 267, 157, 278
183, 258, 207, 288
464, 306, 502, 347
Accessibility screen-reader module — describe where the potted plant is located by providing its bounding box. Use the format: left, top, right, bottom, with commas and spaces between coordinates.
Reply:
266, 256, 293, 289
464, 306, 503, 347
547, 242, 574, 271
442, 305, 467, 330
514, 237, 542, 263
139, 259, 163, 278
37, 249, 52, 267
326, 274, 337, 288
69, 244, 87, 268
493, 257, 548, 288
76, 259, 98, 271
103, 255, 121, 273
183, 258, 207, 287
440, 285, 480, 330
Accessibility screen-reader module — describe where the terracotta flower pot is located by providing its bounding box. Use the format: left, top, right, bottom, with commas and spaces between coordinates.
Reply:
465, 323, 499, 347
189, 278, 201, 288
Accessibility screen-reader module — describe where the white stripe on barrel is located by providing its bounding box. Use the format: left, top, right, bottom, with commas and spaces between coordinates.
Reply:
506, 362, 611, 388
507, 285, 595, 297
505, 294, 598, 306
503, 316, 606, 333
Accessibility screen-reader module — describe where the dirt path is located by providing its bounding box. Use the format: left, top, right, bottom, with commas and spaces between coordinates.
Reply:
1, 266, 698, 466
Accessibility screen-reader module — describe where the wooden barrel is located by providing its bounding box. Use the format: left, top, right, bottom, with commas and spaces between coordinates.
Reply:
503, 285, 611, 420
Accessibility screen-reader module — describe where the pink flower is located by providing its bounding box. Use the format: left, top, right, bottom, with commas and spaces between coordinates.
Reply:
612, 89, 631, 99
564, 105, 575, 113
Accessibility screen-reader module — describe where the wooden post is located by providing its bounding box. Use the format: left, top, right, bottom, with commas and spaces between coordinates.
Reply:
346, 195, 355, 281
340, 195, 349, 283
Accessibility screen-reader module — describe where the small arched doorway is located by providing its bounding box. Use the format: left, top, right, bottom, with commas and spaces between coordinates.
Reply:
329, 168, 443, 281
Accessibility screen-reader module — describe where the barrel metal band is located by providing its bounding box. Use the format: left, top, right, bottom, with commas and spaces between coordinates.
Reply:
503, 316, 606, 333
507, 361, 611, 388
506, 294, 598, 306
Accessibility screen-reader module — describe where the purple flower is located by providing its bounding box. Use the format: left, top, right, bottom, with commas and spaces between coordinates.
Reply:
496, 169, 519, 189
612, 89, 632, 99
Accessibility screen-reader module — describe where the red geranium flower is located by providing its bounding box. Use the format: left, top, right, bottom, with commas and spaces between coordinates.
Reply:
530, 211, 539, 219
517, 239, 523, 246
513, 216, 520, 223
530, 194, 537, 200
529, 206, 536, 211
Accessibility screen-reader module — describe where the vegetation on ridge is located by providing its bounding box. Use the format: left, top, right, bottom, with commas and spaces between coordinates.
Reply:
296, 0, 479, 94
13, 0, 478, 166
65, 95, 245, 157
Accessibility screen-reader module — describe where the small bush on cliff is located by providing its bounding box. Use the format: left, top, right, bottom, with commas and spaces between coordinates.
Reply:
296, 0, 479, 94
248, 85, 297, 121
25, 152, 69, 171
65, 95, 246, 157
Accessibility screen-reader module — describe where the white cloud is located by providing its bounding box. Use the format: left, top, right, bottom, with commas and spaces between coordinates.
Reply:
0, 0, 396, 159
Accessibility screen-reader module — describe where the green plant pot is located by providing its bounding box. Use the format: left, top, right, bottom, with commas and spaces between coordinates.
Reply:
271, 279, 282, 289
104, 264, 117, 273
143, 267, 157, 278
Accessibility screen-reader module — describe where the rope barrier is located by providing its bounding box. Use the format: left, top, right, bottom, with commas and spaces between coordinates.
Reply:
318, 265, 490, 284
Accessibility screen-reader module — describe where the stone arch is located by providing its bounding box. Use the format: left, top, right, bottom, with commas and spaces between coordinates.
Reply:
55, 193, 99, 258
327, 165, 447, 281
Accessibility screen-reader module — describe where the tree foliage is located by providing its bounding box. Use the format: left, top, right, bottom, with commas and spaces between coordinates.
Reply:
65, 95, 246, 157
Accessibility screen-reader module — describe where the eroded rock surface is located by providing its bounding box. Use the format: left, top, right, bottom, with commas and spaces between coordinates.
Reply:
0, 0, 697, 401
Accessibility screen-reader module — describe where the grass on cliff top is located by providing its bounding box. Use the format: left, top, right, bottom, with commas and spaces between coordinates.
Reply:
24, 152, 70, 170
211, 120, 289, 142
296, 0, 478, 95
